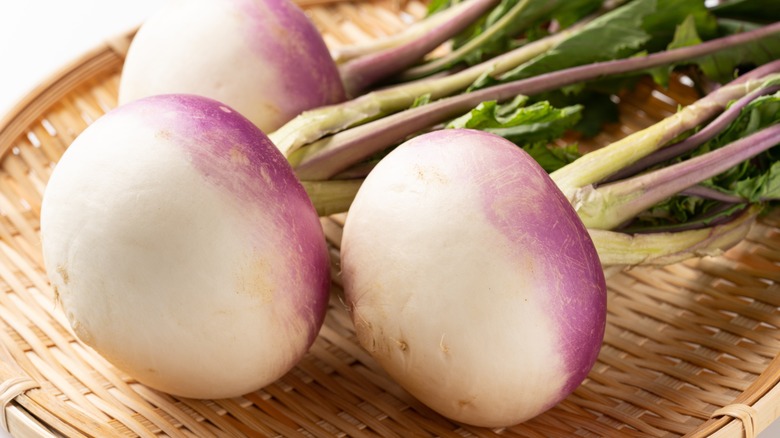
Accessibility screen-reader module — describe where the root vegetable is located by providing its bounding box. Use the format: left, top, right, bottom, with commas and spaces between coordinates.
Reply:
340, 129, 607, 427
40, 94, 330, 399
118, 0, 346, 133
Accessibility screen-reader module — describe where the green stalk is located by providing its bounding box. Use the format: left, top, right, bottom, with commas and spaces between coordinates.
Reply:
291, 29, 780, 181
549, 73, 780, 199
573, 123, 780, 230
337, 0, 501, 96
297, 78, 778, 267
302, 74, 780, 214
301, 179, 363, 217
330, 0, 500, 63
601, 84, 780, 183
269, 25, 577, 156
394, 0, 544, 81
298, 71, 780, 217
590, 204, 760, 266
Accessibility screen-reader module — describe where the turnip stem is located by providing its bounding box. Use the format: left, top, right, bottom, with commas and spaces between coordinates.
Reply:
270, 26, 577, 156
301, 179, 363, 216
590, 204, 759, 266
394, 0, 542, 81
290, 24, 780, 180
621, 202, 748, 233
331, 0, 496, 63
601, 85, 780, 183
679, 186, 748, 204
337, 0, 500, 96
550, 67, 780, 198
577, 123, 780, 230
299, 72, 780, 218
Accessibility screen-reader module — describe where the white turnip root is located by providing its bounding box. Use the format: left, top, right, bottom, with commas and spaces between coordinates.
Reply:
118, 0, 346, 133
340, 129, 607, 427
40, 94, 330, 399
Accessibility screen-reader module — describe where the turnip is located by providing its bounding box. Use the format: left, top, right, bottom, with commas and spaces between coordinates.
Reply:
118, 0, 347, 133
40, 94, 330, 399
340, 129, 607, 427
118, 0, 500, 132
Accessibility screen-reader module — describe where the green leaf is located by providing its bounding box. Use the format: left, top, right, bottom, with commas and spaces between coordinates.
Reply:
658, 11, 779, 84
468, 0, 726, 92
426, 0, 457, 16
731, 161, 780, 201
645, 14, 780, 84
693, 32, 780, 84
650, 15, 703, 86
451, 0, 528, 64
686, 92, 780, 200
641, 0, 717, 52
632, 196, 711, 227
711, 0, 780, 24
622, 91, 780, 231
623, 199, 747, 233
411, 93, 432, 108
446, 97, 583, 171
493, 0, 657, 84
666, 15, 702, 50
571, 92, 621, 137
447, 97, 581, 142
523, 142, 582, 172
529, 89, 621, 137
550, 0, 604, 29
451, 0, 603, 66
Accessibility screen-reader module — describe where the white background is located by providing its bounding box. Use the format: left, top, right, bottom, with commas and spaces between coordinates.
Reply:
0, 1, 167, 116
0, 1, 779, 437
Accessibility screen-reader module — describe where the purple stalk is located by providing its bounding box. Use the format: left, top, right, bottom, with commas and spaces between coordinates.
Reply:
585, 123, 780, 230
621, 202, 749, 233
680, 186, 747, 203
338, 0, 500, 97
552, 61, 780, 194
394, 0, 543, 81
291, 22, 780, 180
602, 84, 780, 183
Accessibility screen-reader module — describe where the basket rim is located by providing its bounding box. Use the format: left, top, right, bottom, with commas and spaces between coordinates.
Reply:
0, 31, 134, 157
0, 18, 779, 438
690, 354, 780, 436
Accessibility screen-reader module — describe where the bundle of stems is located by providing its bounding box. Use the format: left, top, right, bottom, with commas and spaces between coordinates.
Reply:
305, 64, 780, 266
286, 2, 780, 267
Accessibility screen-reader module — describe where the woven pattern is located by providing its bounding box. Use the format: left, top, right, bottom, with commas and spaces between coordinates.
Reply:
0, 1, 779, 436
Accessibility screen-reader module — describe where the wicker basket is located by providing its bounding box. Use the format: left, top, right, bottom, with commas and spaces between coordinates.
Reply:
1, 1, 780, 437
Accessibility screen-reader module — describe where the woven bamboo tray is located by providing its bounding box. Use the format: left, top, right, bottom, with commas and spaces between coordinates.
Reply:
1, 1, 780, 437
